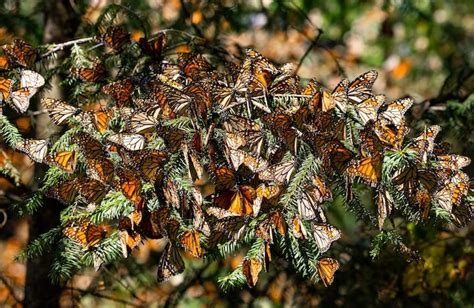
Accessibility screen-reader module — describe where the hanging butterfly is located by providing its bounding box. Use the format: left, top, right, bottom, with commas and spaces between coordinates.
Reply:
354, 95, 385, 125
107, 133, 145, 151
86, 157, 115, 184
317, 258, 340, 287
433, 171, 469, 213
44, 150, 78, 173
296, 189, 327, 222
376, 188, 395, 230
90, 109, 114, 133
115, 168, 144, 208
2, 39, 37, 68
14, 138, 49, 162
292, 215, 308, 240
95, 26, 130, 50
72, 132, 106, 159
63, 219, 109, 248
139, 33, 166, 62
41, 98, 81, 125
347, 70, 378, 104
378, 97, 413, 127
346, 153, 382, 187
179, 229, 203, 257
75, 177, 108, 204
0, 77, 13, 102
102, 79, 133, 107
71, 60, 106, 83
157, 242, 185, 282
322, 79, 349, 113
210, 185, 257, 218
0, 55, 10, 70
124, 110, 160, 134
46, 179, 78, 204
411, 125, 441, 163
242, 257, 263, 287
129, 150, 167, 183
7, 70, 45, 113
312, 223, 341, 253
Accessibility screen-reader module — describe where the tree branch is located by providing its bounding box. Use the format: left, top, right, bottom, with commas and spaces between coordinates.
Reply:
41, 37, 95, 58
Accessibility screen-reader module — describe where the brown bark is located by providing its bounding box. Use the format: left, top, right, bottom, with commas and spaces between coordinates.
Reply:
23, 1, 81, 307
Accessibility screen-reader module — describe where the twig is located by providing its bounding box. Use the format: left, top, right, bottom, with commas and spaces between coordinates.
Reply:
102, 267, 145, 305
0, 273, 22, 304
295, 28, 323, 75
41, 37, 95, 58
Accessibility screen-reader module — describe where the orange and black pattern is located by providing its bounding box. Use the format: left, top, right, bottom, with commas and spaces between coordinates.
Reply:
3, 38, 471, 288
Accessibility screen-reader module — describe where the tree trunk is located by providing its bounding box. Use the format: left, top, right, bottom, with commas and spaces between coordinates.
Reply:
23, 1, 81, 307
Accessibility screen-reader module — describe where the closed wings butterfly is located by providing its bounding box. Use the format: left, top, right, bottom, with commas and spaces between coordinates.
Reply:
42, 98, 80, 125
107, 133, 145, 151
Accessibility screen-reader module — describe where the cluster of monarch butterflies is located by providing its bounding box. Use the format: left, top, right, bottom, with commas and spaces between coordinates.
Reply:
2, 27, 472, 288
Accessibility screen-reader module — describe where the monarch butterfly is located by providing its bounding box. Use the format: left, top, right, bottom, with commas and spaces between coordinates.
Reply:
450, 201, 473, 228
157, 242, 185, 282
72, 132, 106, 159
76, 177, 108, 204
139, 34, 166, 61
129, 150, 167, 183
213, 185, 256, 217
374, 119, 409, 150
20, 70, 45, 89
0, 78, 13, 101
317, 258, 340, 287
270, 63, 300, 94
115, 168, 143, 208
214, 166, 236, 191
228, 149, 268, 173
107, 133, 145, 151
41, 98, 81, 125
96, 26, 130, 50
71, 60, 106, 82
179, 229, 202, 257
124, 110, 159, 134
102, 79, 133, 107
347, 70, 378, 103
44, 150, 78, 173
348, 154, 383, 187
378, 97, 413, 127
392, 164, 438, 193
90, 109, 113, 133
376, 189, 394, 230
433, 171, 469, 213
323, 79, 349, 113
411, 125, 441, 163
309, 176, 333, 203
242, 258, 263, 287
207, 216, 247, 247
297, 189, 327, 222
178, 53, 213, 80
0, 55, 10, 70
63, 219, 109, 248
14, 138, 49, 162
325, 141, 354, 173
290, 215, 307, 240
118, 228, 142, 257
435, 154, 471, 171
86, 157, 115, 184
312, 223, 341, 253
2, 39, 37, 68
355, 95, 385, 125
9, 87, 34, 113
258, 159, 296, 184
46, 179, 77, 204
